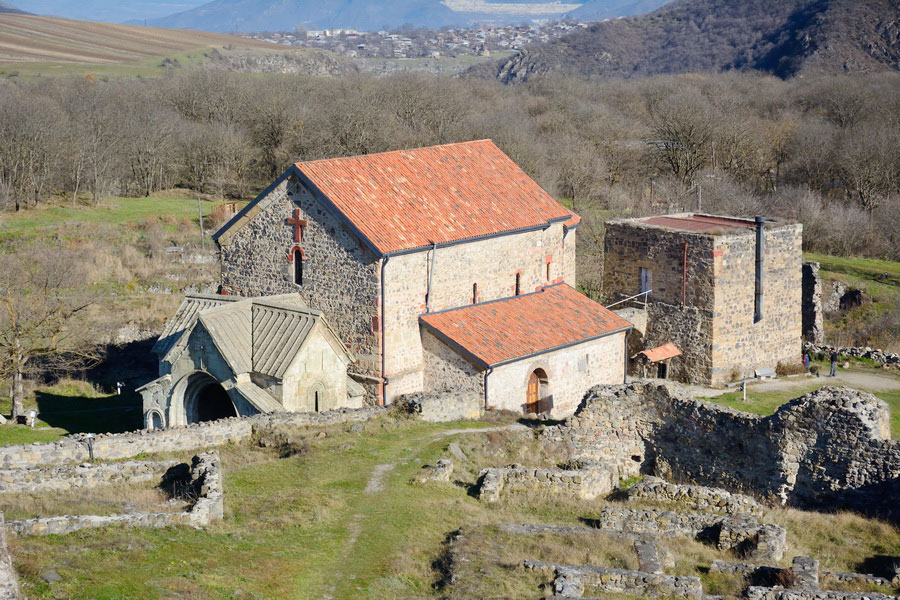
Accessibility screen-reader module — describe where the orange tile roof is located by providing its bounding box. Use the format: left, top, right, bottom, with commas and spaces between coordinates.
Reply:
295, 140, 576, 255
420, 284, 632, 368
638, 342, 682, 362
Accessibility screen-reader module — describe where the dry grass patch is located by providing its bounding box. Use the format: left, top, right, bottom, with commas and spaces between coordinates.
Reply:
771, 507, 900, 573
0, 483, 186, 521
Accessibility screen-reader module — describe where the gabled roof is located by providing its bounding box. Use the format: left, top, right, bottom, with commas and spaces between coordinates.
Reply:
152, 294, 241, 359
637, 342, 682, 363
215, 140, 577, 256
420, 284, 632, 369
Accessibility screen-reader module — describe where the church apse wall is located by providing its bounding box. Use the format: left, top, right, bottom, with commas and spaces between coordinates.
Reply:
217, 178, 382, 391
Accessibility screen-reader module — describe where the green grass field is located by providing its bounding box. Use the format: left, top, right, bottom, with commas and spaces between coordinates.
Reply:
12, 416, 900, 599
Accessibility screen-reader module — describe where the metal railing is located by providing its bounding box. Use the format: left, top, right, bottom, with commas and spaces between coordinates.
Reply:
605, 290, 651, 310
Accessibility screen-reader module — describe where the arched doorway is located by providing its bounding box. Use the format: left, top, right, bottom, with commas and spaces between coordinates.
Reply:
145, 409, 165, 430
182, 372, 237, 424
525, 368, 551, 415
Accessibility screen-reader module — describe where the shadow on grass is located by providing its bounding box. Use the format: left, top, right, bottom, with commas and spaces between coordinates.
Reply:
35, 391, 141, 434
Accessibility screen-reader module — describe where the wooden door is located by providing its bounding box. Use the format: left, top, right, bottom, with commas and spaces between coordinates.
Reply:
526, 372, 540, 414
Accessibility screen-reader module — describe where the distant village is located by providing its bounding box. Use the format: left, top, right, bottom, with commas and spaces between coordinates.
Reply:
240, 20, 594, 59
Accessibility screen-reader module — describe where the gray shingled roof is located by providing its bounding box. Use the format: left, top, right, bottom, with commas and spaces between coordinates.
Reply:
156, 293, 345, 381
152, 294, 242, 359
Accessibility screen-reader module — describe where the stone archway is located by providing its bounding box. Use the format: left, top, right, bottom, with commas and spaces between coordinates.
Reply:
180, 372, 237, 424
525, 368, 551, 415
145, 408, 165, 430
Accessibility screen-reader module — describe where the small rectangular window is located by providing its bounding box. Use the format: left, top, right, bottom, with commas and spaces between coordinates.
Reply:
472, 283, 478, 304
515, 273, 521, 296
546, 262, 551, 281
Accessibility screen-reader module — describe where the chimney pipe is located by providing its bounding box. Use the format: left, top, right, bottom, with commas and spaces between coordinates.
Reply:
754, 216, 766, 323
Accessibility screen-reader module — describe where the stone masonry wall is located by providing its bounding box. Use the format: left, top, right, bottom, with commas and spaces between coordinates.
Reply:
0, 406, 384, 469
625, 476, 765, 516
398, 390, 484, 423
421, 329, 484, 396
557, 383, 900, 518
7, 452, 224, 537
711, 224, 802, 383
603, 218, 802, 386
486, 331, 626, 417
218, 178, 381, 387
603, 221, 717, 385
0, 460, 179, 494
383, 222, 574, 401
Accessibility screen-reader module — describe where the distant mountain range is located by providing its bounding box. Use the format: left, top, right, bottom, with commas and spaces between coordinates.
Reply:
479, 0, 900, 82
0, 1, 30, 14
131, 0, 671, 33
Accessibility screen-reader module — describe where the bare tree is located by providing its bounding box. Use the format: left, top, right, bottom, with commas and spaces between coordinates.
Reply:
649, 91, 718, 186
0, 246, 96, 422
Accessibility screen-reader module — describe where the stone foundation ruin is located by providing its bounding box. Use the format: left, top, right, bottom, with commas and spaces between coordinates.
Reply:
550, 382, 900, 519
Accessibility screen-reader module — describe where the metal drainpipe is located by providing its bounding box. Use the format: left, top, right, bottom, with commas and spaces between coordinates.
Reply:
483, 366, 493, 412
682, 242, 688, 305
426, 242, 437, 313
380, 255, 390, 406
754, 216, 766, 323
623, 329, 631, 384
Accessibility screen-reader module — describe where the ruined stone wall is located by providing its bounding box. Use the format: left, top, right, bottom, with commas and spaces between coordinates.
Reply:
711, 224, 802, 383
382, 222, 573, 401
0, 406, 384, 469
0, 516, 20, 600
486, 332, 626, 416
7, 452, 224, 537
421, 329, 484, 395
0, 460, 179, 494
560, 383, 900, 517
646, 302, 712, 384
218, 178, 381, 385
802, 262, 825, 344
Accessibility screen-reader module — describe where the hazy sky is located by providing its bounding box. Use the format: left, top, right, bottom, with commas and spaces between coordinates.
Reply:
17, 0, 210, 22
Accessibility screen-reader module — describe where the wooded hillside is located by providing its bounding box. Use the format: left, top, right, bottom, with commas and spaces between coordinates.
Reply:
476, 0, 900, 82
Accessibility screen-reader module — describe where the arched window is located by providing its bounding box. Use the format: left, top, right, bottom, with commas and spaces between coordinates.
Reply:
293, 249, 303, 285
515, 273, 521, 296
472, 283, 478, 304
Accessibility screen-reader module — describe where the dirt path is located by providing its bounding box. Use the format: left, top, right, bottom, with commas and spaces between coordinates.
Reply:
749, 370, 900, 393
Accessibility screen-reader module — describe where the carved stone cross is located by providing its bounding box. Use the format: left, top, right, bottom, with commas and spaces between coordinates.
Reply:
286, 209, 308, 243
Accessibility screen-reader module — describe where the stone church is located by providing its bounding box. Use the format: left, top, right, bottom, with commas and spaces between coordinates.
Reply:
142, 140, 632, 427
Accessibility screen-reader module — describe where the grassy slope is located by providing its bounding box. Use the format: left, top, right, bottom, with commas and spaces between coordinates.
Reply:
12, 417, 900, 599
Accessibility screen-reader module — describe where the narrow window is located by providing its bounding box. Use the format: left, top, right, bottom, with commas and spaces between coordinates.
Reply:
314, 390, 319, 412
546, 262, 551, 281
293, 249, 303, 285
472, 283, 478, 304
515, 273, 521, 296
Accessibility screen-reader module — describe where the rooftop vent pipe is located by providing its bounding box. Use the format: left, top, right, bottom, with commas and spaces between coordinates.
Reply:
754, 216, 766, 323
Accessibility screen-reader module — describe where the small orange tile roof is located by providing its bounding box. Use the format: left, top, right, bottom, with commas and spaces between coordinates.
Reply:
638, 342, 682, 362
295, 140, 576, 255
420, 284, 632, 368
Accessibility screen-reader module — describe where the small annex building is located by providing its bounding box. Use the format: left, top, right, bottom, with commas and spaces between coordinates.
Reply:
191, 139, 632, 420
139, 293, 363, 428
603, 213, 802, 386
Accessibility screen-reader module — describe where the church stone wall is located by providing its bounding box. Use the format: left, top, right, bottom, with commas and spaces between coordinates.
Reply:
486, 332, 626, 416
282, 324, 353, 412
421, 330, 484, 396
383, 222, 574, 402
218, 178, 381, 388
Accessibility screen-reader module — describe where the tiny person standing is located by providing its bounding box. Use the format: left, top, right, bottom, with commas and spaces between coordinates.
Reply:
829, 350, 838, 377
802, 353, 810, 370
